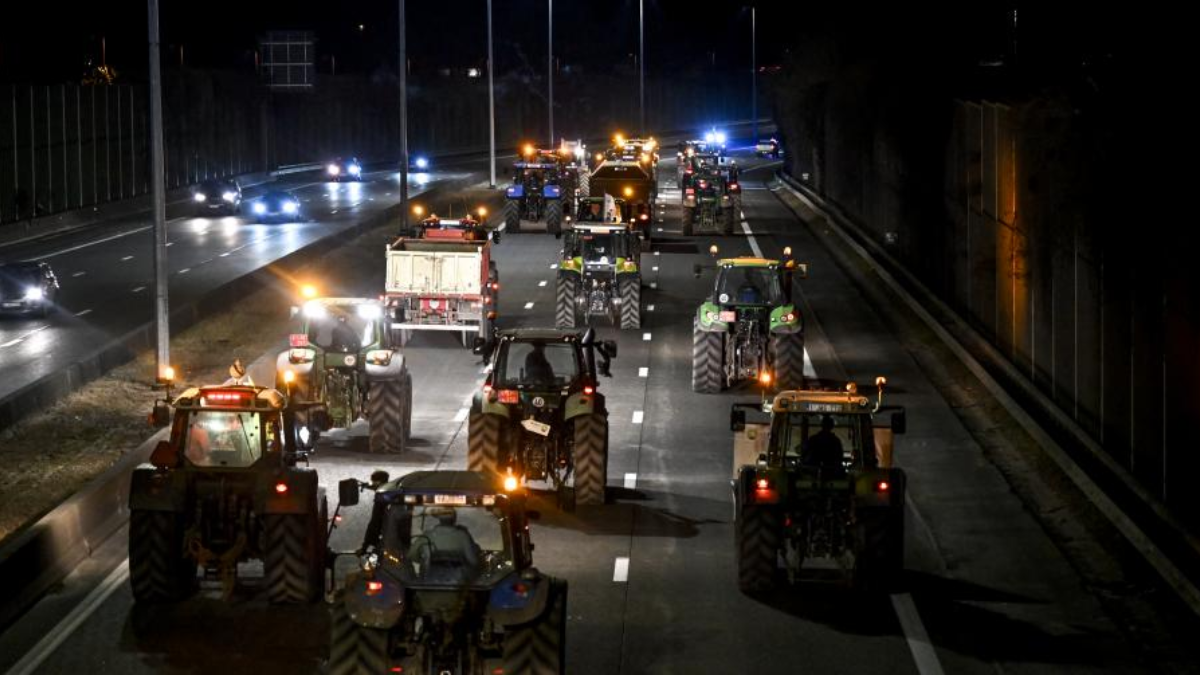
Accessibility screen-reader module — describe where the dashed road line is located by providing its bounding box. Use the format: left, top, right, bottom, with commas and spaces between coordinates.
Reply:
550, 263, 558, 270
623, 473, 638, 489
131, 286, 146, 293
0, 338, 23, 348
740, 220, 763, 258
453, 408, 469, 423
74, 309, 92, 317
177, 268, 190, 274
612, 557, 630, 583
71, 271, 86, 278
524, 302, 535, 310
538, 280, 547, 287
642, 333, 651, 341
638, 367, 648, 378
120, 255, 134, 262
631, 411, 644, 424
647, 304, 655, 312
891, 593, 946, 675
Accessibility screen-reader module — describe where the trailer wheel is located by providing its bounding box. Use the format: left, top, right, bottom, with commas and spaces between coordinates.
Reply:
692, 321, 724, 393
618, 274, 641, 329
555, 273, 578, 328
573, 413, 608, 506
329, 591, 391, 675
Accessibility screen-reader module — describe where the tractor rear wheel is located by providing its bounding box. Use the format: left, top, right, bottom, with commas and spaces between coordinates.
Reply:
367, 377, 407, 454
555, 274, 578, 328
545, 200, 563, 235
619, 275, 641, 329
501, 580, 567, 675
572, 414, 608, 506
503, 200, 521, 233
772, 332, 806, 392
468, 412, 505, 475
691, 322, 724, 393
329, 591, 391, 675
129, 510, 193, 603
263, 512, 322, 604
737, 505, 780, 594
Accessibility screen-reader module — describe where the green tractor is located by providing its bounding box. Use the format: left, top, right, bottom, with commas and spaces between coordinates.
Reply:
275, 295, 413, 454
329, 471, 567, 675
681, 166, 736, 236
692, 249, 808, 393
131, 383, 327, 603
555, 220, 642, 330
468, 328, 616, 509
730, 381, 908, 593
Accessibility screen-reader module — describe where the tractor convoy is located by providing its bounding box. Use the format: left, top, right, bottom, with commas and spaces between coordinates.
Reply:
122, 126, 912, 674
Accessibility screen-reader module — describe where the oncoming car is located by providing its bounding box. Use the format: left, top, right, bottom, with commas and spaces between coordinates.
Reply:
0, 261, 59, 317
326, 157, 364, 182
250, 190, 302, 223
191, 178, 242, 215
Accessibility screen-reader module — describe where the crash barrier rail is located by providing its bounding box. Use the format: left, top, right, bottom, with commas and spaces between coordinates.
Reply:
774, 170, 1200, 619
0, 175, 481, 631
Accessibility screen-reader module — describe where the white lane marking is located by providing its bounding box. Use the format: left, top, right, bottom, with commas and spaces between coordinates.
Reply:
642, 333, 651, 341
613, 557, 630, 583
74, 309, 92, 317
740, 220, 763, 258
7, 559, 130, 675
453, 407, 469, 423
804, 347, 817, 379
120, 255, 134, 261
638, 367, 648, 378
538, 280, 547, 287
524, 302, 535, 310
165, 242, 174, 247
0, 338, 23, 348
623, 473, 638, 489
71, 271, 86, 278
656, 227, 664, 232
647, 304, 655, 312
131, 286, 146, 293
550, 264, 558, 270
632, 411, 644, 424
219, 252, 231, 257
740, 210, 746, 219
177, 268, 190, 274
652, 266, 659, 272
653, 250, 660, 256
891, 593, 946, 675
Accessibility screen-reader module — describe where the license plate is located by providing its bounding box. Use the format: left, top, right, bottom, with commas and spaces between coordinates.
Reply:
521, 419, 552, 437
433, 494, 467, 505
289, 333, 309, 347
719, 310, 736, 322
803, 403, 844, 413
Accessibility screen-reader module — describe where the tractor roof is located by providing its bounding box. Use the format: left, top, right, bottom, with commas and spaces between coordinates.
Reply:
173, 385, 287, 411
497, 327, 580, 342
385, 470, 503, 495
718, 257, 779, 268
771, 389, 871, 414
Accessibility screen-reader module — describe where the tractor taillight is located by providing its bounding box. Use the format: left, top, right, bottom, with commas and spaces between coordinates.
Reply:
584, 385, 594, 395
756, 478, 770, 490
498, 389, 520, 404
366, 580, 384, 595
274, 482, 288, 494
876, 481, 890, 493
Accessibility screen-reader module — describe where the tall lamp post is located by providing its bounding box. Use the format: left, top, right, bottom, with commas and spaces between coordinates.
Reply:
399, 0, 409, 229
148, 0, 170, 378
751, 5, 757, 144
487, 0, 496, 188
547, 0, 554, 147
639, 0, 645, 134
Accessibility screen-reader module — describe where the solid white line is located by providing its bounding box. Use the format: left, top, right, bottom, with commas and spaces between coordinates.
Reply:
642, 333, 651, 341
453, 407, 469, 423
623, 473, 637, 489
131, 286, 146, 293
638, 367, 648, 378
0, 339, 23, 348
891, 593, 946, 675
26, 228, 149, 260
740, 221, 763, 258
120, 255, 134, 261
524, 302, 535, 310
71, 271, 86, 278
613, 557, 630, 583
7, 559, 130, 675
632, 411, 644, 424
74, 309, 92, 317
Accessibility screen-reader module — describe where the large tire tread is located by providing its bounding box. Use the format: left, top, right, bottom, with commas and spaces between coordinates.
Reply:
129, 510, 190, 603
329, 591, 391, 675
737, 505, 780, 594
573, 414, 608, 506
772, 332, 806, 392
502, 580, 567, 675
618, 275, 641, 329
555, 274, 578, 329
367, 378, 406, 454
263, 513, 320, 604
691, 322, 724, 393
468, 412, 504, 475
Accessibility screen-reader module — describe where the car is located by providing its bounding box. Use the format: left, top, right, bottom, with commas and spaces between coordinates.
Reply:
0, 261, 59, 317
250, 190, 301, 223
326, 157, 364, 182
409, 154, 430, 171
191, 178, 242, 215
755, 137, 782, 158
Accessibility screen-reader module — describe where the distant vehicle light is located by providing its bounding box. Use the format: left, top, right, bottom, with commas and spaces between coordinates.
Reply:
348, 163, 362, 175
253, 202, 267, 215
327, 163, 340, 176
414, 157, 429, 170
714, 132, 727, 145
222, 191, 237, 202
876, 481, 890, 492
282, 201, 298, 214
24, 287, 44, 301
193, 193, 207, 202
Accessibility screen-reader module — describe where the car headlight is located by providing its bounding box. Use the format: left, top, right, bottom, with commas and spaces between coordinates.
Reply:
193, 193, 207, 202
365, 349, 393, 366
222, 191, 237, 202
24, 287, 44, 301
282, 201, 298, 214
349, 164, 362, 175
253, 202, 267, 214
327, 163, 340, 176
414, 157, 428, 170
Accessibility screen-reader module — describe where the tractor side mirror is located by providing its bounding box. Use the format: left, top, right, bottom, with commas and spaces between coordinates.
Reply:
150, 440, 178, 470
338, 478, 360, 507
150, 401, 171, 428
891, 410, 907, 435
731, 408, 746, 432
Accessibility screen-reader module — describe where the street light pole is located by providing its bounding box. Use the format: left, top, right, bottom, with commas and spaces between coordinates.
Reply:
399, 0, 409, 229
487, 0, 496, 188
751, 5, 757, 144
639, 0, 645, 134
547, 0, 554, 148
147, 0, 169, 378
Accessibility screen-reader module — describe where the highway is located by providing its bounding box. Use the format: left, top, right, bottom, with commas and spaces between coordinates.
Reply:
0, 147, 1153, 674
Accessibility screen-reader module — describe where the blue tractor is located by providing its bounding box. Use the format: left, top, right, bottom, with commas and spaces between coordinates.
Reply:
503, 155, 565, 235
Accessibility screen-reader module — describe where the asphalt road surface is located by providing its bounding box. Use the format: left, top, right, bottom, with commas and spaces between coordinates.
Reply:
0, 146, 1153, 674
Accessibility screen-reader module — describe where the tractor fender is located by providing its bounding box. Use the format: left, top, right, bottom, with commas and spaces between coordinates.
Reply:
478, 397, 512, 418
343, 570, 405, 629
695, 302, 729, 331
128, 464, 188, 512
505, 184, 525, 199
260, 466, 319, 514
768, 305, 803, 334
364, 351, 406, 381
488, 570, 552, 627
543, 184, 562, 199
563, 391, 604, 421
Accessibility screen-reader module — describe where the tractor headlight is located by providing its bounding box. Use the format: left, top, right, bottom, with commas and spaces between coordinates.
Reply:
282, 201, 298, 214
24, 287, 44, 301
366, 349, 393, 366
222, 191, 237, 203
193, 193, 207, 202
253, 202, 267, 215
327, 164, 340, 176
348, 163, 362, 175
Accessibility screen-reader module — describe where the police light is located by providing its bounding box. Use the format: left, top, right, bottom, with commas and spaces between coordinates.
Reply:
414, 157, 429, 170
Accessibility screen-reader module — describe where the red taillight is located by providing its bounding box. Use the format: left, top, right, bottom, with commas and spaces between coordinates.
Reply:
366, 580, 384, 595
729, 182, 739, 190
274, 482, 289, 494
390, 668, 403, 673
756, 478, 770, 490
876, 481, 890, 492
583, 385, 594, 395
685, 188, 695, 195
512, 582, 529, 595
498, 389, 520, 404
639, 214, 649, 220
